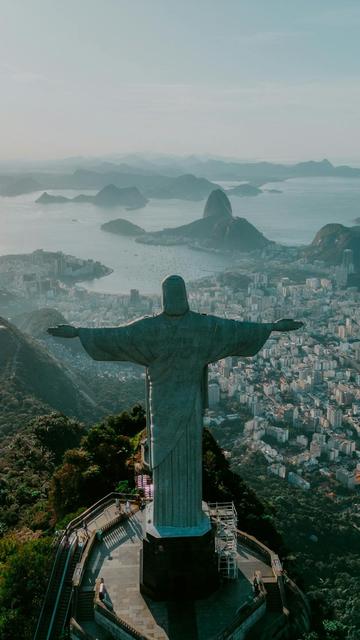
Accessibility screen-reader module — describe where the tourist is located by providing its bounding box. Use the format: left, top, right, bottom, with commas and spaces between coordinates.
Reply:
99, 578, 105, 602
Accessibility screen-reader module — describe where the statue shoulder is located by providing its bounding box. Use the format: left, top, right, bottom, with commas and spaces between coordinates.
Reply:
126, 314, 157, 327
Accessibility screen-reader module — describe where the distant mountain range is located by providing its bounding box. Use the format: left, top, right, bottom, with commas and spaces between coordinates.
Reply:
137, 189, 271, 252
153, 157, 360, 181
36, 184, 148, 209
1, 157, 359, 199
0, 317, 98, 438
0, 170, 220, 201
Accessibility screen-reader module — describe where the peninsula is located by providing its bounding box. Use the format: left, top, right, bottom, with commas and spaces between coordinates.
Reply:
137, 189, 271, 252
36, 184, 148, 209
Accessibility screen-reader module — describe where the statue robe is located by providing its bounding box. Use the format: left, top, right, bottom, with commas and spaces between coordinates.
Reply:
78, 312, 271, 532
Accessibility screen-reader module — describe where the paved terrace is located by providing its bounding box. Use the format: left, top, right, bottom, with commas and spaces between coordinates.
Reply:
78, 510, 274, 640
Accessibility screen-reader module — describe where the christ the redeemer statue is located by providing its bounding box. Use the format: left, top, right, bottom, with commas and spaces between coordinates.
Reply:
48, 275, 302, 538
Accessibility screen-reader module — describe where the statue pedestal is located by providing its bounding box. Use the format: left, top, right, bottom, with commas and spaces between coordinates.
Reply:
140, 527, 219, 601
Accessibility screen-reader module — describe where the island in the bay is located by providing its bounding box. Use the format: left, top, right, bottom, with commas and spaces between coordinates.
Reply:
101, 218, 145, 236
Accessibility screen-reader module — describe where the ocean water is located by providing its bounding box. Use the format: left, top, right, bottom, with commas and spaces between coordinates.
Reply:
0, 177, 359, 294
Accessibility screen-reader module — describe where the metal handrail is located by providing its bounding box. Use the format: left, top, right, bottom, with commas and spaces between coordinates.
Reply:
64, 491, 143, 534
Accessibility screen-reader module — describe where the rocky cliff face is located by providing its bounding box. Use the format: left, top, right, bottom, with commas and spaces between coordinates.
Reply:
203, 189, 233, 219
208, 216, 270, 251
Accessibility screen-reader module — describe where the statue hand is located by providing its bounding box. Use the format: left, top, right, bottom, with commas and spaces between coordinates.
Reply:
47, 324, 79, 339
272, 319, 304, 332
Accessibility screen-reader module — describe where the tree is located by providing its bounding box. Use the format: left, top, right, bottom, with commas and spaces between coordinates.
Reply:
0, 536, 52, 640
31, 413, 85, 464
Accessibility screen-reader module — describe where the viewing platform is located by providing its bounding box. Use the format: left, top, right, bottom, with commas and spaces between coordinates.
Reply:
34, 492, 311, 640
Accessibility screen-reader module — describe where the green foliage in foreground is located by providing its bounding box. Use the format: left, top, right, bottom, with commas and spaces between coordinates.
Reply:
0, 536, 52, 640
2, 405, 358, 639
0, 413, 85, 533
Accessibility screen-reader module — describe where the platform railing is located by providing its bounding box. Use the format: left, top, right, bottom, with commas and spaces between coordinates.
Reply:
64, 491, 142, 534
215, 594, 266, 640
94, 579, 151, 640
236, 529, 288, 613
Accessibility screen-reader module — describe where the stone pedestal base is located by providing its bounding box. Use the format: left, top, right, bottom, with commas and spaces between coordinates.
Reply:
140, 528, 219, 601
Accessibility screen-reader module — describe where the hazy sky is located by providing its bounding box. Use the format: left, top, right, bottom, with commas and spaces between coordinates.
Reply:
1, 0, 360, 162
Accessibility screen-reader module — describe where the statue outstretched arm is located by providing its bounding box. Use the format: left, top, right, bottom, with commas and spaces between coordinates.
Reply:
49, 319, 155, 366
272, 319, 304, 332
205, 317, 303, 362
48, 318, 156, 367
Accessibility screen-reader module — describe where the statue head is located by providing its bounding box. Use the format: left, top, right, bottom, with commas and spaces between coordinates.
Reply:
162, 275, 189, 316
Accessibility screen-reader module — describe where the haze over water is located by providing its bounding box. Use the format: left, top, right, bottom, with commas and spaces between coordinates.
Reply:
1, 176, 359, 294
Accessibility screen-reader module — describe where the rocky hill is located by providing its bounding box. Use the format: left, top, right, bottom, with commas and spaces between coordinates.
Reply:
227, 183, 262, 197
101, 218, 145, 236
36, 184, 148, 209
138, 189, 271, 252
203, 189, 233, 219
304, 223, 360, 268
208, 216, 270, 251
13, 308, 68, 339
0, 176, 42, 196
0, 317, 99, 438
147, 173, 218, 201
11, 307, 84, 354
